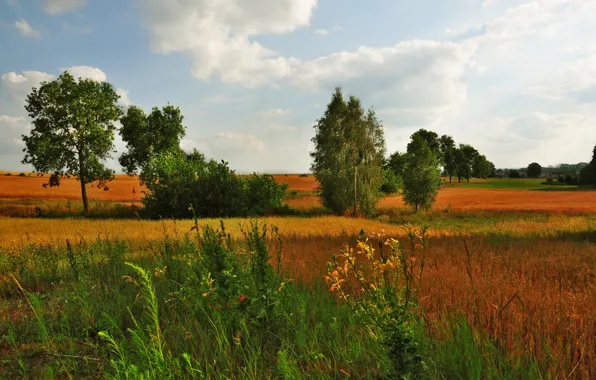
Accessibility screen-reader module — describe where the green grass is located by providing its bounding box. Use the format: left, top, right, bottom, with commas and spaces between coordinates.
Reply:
0, 220, 545, 379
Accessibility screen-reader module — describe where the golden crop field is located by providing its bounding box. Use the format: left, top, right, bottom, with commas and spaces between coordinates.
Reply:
1, 173, 595, 377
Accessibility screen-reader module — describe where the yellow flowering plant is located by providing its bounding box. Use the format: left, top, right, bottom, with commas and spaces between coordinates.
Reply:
325, 224, 429, 377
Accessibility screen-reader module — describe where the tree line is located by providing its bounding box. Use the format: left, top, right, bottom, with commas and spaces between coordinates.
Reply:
28, 73, 596, 219
310, 87, 494, 214
21, 71, 287, 217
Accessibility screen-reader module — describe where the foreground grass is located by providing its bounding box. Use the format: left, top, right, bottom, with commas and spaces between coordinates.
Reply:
1, 214, 595, 378
1, 220, 556, 379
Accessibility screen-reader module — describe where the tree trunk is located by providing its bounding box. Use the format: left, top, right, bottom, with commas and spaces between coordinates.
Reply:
79, 150, 89, 215
353, 165, 357, 216
80, 177, 89, 215
449, 175, 452, 184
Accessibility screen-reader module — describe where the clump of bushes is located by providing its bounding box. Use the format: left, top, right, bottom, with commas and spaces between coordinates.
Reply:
142, 151, 288, 218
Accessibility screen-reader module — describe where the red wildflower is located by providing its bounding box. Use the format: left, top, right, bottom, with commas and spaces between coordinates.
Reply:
238, 295, 247, 303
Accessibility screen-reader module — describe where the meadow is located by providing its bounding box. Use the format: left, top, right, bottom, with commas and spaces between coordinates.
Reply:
0, 174, 595, 378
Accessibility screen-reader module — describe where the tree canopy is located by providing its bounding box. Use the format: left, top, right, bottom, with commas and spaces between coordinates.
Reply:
22, 71, 122, 214
527, 162, 542, 178
310, 87, 386, 216
119, 104, 186, 180
402, 136, 441, 212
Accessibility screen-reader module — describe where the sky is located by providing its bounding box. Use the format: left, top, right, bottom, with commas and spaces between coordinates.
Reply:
1, 0, 596, 173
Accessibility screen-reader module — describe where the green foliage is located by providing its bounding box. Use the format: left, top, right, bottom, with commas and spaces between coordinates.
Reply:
142, 150, 287, 218
473, 155, 492, 179
508, 169, 521, 179
22, 71, 122, 213
310, 87, 386, 216
326, 227, 429, 377
119, 104, 186, 179
439, 135, 457, 182
386, 151, 407, 179
407, 129, 441, 160
526, 162, 542, 178
579, 163, 595, 185
455, 144, 479, 183
380, 168, 402, 194
402, 137, 441, 212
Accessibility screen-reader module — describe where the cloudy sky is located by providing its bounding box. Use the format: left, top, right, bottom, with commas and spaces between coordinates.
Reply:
1, 0, 595, 173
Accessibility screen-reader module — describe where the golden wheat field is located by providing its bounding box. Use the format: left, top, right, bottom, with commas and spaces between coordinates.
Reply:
1, 173, 596, 377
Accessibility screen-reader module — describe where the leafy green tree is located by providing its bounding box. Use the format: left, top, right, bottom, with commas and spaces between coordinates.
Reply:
439, 135, 457, 183
402, 136, 441, 212
386, 151, 406, 178
119, 104, 185, 181
454, 144, 479, 183
488, 162, 496, 178
22, 71, 122, 214
473, 155, 492, 179
407, 129, 441, 161
508, 169, 521, 178
311, 87, 386, 216
527, 162, 542, 178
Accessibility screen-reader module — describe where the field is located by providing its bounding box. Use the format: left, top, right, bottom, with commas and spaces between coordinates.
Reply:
1, 174, 595, 378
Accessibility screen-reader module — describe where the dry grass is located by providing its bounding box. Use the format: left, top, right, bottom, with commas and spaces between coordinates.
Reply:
286, 188, 596, 213
0, 173, 143, 202
278, 233, 596, 378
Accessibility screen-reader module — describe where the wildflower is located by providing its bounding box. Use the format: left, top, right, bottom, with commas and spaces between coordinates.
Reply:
238, 295, 247, 303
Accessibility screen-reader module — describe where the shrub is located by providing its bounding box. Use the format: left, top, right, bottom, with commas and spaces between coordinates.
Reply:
19, 172, 26, 177
380, 169, 402, 194
4, 172, 11, 176
298, 173, 309, 177
142, 151, 287, 218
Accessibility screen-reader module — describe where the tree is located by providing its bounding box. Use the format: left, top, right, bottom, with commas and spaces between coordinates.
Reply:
311, 88, 386, 216
579, 164, 596, 185
473, 155, 492, 179
119, 104, 185, 181
591, 145, 596, 186
386, 151, 406, 179
508, 169, 521, 178
439, 135, 457, 183
402, 136, 441, 212
22, 71, 122, 214
454, 144, 479, 183
407, 129, 441, 161
527, 162, 542, 178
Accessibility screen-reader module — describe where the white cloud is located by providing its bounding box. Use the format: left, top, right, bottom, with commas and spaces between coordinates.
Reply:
294, 40, 473, 126
62, 66, 107, 82
0, 71, 56, 105
213, 132, 265, 153
42, 0, 88, 15
0, 115, 25, 127
482, 0, 499, 7
257, 108, 291, 118
315, 29, 329, 35
116, 88, 132, 107
136, 0, 317, 87
524, 55, 596, 102
15, 19, 42, 38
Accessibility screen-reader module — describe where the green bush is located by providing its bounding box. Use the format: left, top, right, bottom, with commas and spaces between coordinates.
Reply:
380, 169, 402, 194
142, 151, 288, 218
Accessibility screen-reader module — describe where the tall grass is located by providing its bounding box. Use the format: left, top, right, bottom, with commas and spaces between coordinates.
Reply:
1, 219, 594, 378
